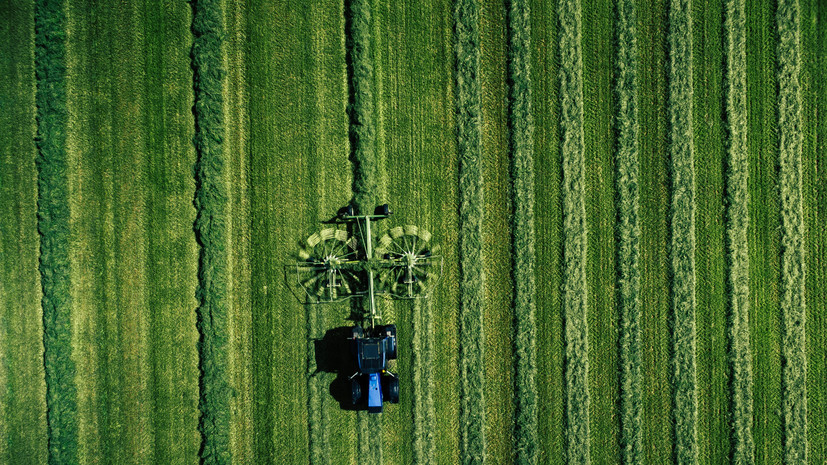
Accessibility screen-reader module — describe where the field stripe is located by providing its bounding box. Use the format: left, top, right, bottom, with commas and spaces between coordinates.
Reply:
581, 0, 620, 461
454, 0, 487, 461
529, 0, 564, 461
223, 0, 253, 461
668, 0, 698, 462
0, 1, 48, 461
558, 0, 590, 462
348, 0, 379, 215
614, 0, 642, 462
804, 1, 826, 461
746, 0, 783, 462
724, 0, 754, 462
777, 0, 808, 462
192, 0, 232, 462
506, 0, 537, 463
691, 0, 729, 462
34, 0, 80, 463
413, 299, 437, 464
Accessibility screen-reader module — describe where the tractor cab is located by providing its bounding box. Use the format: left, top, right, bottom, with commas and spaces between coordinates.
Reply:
350, 325, 399, 413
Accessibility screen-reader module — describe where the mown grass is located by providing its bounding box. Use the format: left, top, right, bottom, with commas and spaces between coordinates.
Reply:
223, 0, 253, 461
691, 0, 729, 462
777, 0, 808, 462
373, 0, 459, 460
0, 1, 48, 462
192, 0, 231, 462
529, 0, 564, 462
506, 0, 537, 463
454, 0, 487, 462
558, 0, 590, 462
478, 0, 514, 462
724, 0, 754, 462
34, 0, 78, 462
614, 0, 642, 462
746, 0, 783, 463
802, 2, 826, 462
347, 0, 379, 215
668, 0, 698, 462
582, 0, 620, 462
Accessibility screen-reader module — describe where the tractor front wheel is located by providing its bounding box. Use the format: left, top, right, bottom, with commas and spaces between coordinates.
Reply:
351, 378, 362, 404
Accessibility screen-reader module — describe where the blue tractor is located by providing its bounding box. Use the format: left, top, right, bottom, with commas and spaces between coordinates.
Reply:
294, 205, 442, 413
349, 324, 399, 413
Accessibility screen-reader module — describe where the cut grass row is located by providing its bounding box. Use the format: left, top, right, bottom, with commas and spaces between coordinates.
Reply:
34, 0, 78, 462
614, 0, 642, 462
668, 0, 698, 462
347, 0, 379, 215
454, 0, 487, 461
724, 0, 754, 462
558, 0, 590, 462
777, 0, 808, 462
192, 0, 231, 462
506, 0, 537, 463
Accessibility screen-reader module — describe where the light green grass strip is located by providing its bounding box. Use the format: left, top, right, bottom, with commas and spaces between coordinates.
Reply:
348, 0, 378, 215
558, 0, 589, 462
34, 1, 78, 463
454, 0, 486, 462
724, 0, 754, 462
192, 0, 231, 463
615, 0, 642, 463
412, 300, 436, 464
306, 304, 328, 464
507, 0, 537, 463
777, 0, 808, 462
668, 0, 697, 463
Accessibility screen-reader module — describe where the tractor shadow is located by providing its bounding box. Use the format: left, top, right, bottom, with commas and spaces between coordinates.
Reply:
313, 326, 362, 411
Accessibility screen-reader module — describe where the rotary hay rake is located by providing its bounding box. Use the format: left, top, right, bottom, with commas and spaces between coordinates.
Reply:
293, 205, 442, 327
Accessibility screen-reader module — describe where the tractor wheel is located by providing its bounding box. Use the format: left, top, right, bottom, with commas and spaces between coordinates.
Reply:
351, 325, 363, 339
384, 325, 397, 360
375, 204, 391, 216
351, 378, 362, 404
385, 376, 399, 404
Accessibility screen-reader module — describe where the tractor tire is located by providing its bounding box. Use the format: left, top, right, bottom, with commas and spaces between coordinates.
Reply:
351, 378, 362, 404
375, 204, 391, 216
384, 325, 397, 360
351, 325, 364, 339
385, 375, 399, 404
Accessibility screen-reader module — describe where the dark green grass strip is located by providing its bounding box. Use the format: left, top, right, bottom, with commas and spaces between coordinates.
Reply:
804, 2, 826, 462
637, 0, 672, 461
348, 0, 378, 215
558, 0, 590, 462
192, 0, 231, 462
454, 0, 486, 461
34, 0, 78, 463
582, 0, 619, 461
506, 0, 537, 463
724, 0, 755, 462
0, 1, 48, 461
746, 1, 783, 463
614, 0, 642, 462
529, 0, 564, 462
668, 0, 698, 462
691, 0, 729, 462
777, 0, 808, 462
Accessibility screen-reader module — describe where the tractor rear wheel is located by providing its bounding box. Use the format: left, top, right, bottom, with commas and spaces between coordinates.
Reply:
384, 325, 397, 359
351, 378, 362, 404
351, 325, 363, 339
385, 376, 399, 404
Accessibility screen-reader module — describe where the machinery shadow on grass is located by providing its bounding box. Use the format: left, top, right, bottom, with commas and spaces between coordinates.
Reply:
312, 326, 362, 411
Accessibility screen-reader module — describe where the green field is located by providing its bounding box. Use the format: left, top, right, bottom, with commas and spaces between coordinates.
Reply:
1, 0, 825, 463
